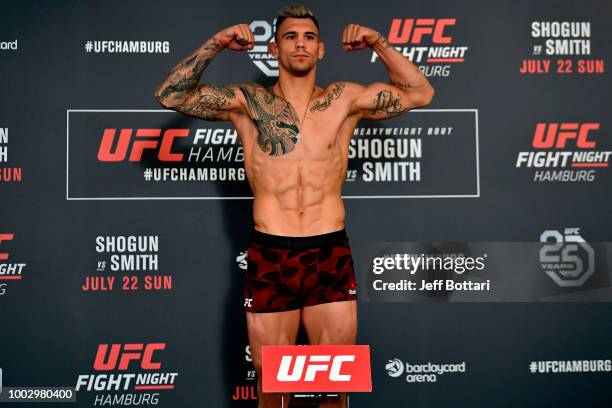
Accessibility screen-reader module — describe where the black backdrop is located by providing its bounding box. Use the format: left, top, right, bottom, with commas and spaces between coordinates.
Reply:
1, 1, 611, 407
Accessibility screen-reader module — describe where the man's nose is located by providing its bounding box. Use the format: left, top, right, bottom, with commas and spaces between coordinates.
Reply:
295, 37, 306, 48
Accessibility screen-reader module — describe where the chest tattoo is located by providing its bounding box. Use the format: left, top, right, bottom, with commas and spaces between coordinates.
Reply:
239, 86, 300, 156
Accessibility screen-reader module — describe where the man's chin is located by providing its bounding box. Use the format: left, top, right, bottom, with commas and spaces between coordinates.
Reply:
287, 62, 315, 77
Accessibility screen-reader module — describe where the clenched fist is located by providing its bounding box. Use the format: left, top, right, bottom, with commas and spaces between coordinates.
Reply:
214, 24, 255, 51
341, 24, 381, 51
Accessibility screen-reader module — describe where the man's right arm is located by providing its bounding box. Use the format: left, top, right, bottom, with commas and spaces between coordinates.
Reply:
154, 24, 254, 121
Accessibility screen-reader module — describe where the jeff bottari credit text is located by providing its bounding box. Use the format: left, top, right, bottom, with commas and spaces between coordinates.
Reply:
371, 253, 491, 291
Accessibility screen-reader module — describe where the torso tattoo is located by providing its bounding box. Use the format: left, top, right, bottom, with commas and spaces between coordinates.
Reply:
239, 86, 300, 156
310, 82, 345, 113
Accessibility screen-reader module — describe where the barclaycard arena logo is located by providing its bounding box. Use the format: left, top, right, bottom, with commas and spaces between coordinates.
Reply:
516, 122, 610, 182
385, 358, 404, 377
385, 358, 466, 383
76, 343, 178, 406
520, 21, 604, 75
539, 228, 595, 287
0, 233, 27, 296
374, 18, 468, 77
248, 20, 278, 77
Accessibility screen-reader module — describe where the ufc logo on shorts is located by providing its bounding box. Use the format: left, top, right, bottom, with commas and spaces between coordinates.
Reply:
244, 298, 253, 307
532, 123, 599, 149
262, 345, 372, 392
388, 18, 455, 44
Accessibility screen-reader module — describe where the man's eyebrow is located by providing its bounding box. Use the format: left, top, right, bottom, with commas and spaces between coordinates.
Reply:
282, 30, 319, 38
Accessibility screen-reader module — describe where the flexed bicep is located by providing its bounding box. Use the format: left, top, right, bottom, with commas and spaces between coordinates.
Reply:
350, 82, 418, 121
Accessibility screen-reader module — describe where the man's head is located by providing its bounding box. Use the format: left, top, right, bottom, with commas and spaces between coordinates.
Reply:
269, 3, 325, 76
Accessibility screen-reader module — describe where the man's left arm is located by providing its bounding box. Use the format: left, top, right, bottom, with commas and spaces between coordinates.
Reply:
343, 24, 435, 120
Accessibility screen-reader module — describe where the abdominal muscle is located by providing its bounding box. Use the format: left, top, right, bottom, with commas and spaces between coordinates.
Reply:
246, 138, 348, 237
253, 192, 346, 236
232, 100, 354, 237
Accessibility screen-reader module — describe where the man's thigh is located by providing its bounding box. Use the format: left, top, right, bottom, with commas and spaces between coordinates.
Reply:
246, 309, 301, 367
301, 300, 357, 345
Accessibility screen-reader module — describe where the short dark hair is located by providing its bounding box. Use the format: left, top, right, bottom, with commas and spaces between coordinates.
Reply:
274, 3, 319, 41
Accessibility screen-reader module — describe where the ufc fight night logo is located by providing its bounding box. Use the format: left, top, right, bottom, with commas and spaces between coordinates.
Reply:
93, 343, 165, 371
539, 228, 595, 287
388, 18, 455, 44
375, 18, 468, 77
76, 342, 178, 392
0, 233, 27, 296
97, 129, 188, 162
516, 122, 610, 182
67, 111, 250, 197
262, 345, 372, 393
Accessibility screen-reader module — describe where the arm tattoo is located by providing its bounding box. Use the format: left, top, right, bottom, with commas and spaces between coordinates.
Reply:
310, 82, 345, 113
370, 89, 405, 117
239, 86, 300, 156
180, 85, 236, 121
156, 39, 223, 105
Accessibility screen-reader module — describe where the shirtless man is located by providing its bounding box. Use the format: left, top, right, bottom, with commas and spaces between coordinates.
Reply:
155, 4, 434, 407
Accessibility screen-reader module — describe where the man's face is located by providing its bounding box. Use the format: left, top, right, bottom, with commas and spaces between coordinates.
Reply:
270, 17, 324, 76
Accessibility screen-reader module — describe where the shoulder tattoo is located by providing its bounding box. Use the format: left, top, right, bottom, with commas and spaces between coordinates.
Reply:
310, 82, 345, 113
239, 86, 301, 156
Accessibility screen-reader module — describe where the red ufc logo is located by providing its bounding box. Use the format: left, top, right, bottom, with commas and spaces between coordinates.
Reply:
388, 18, 455, 44
262, 345, 372, 393
93, 343, 165, 371
97, 128, 188, 162
0, 233, 14, 261
532, 123, 599, 149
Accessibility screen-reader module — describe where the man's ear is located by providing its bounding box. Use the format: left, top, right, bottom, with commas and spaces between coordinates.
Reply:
268, 41, 278, 59
317, 41, 325, 60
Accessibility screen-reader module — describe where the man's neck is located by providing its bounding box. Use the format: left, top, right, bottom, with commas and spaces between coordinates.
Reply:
276, 70, 317, 101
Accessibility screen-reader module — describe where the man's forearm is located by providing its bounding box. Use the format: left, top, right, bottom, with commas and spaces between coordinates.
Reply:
370, 35, 434, 97
155, 37, 223, 107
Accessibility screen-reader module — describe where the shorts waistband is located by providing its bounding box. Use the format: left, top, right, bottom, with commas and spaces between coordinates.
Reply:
250, 228, 348, 250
